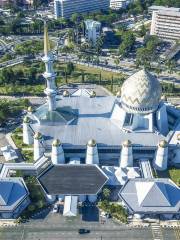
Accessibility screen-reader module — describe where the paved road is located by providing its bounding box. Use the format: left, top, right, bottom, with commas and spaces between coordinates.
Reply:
0, 223, 178, 240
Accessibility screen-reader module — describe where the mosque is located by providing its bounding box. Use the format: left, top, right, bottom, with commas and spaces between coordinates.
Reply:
0, 23, 179, 219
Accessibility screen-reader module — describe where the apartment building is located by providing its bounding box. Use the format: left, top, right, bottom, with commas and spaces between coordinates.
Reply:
149, 6, 180, 41
0, 0, 33, 7
84, 20, 101, 45
110, 0, 131, 10
54, 0, 110, 19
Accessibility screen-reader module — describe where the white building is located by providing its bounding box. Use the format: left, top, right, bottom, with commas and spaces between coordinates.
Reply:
54, 0, 110, 19
150, 6, 180, 41
84, 20, 101, 46
110, 0, 131, 10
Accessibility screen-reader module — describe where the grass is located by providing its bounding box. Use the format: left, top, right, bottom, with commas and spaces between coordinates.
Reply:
11, 128, 33, 163
11, 133, 29, 149
0, 84, 44, 96
18, 177, 48, 221
21, 149, 34, 163
155, 167, 180, 186
55, 63, 126, 94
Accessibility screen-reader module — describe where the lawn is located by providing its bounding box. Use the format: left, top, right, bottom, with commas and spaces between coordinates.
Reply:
155, 167, 180, 186
18, 177, 48, 221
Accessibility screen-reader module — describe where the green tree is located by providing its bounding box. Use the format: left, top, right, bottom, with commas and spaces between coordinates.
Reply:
103, 187, 111, 199
66, 62, 75, 75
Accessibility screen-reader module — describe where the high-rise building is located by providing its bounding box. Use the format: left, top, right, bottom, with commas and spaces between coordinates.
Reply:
0, 0, 33, 7
149, 6, 180, 41
110, 0, 131, 10
84, 20, 101, 46
54, 0, 110, 19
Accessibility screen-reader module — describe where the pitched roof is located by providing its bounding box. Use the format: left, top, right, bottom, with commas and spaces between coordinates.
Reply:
0, 178, 29, 212
136, 182, 171, 207
63, 195, 78, 217
119, 178, 180, 213
0, 182, 14, 205
38, 164, 108, 195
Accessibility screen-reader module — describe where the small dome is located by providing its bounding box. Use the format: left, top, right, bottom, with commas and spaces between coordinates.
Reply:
121, 69, 162, 114
116, 90, 121, 97
34, 132, 42, 140
27, 106, 34, 112
63, 90, 70, 97
87, 139, 96, 147
90, 91, 96, 98
52, 139, 61, 146
159, 140, 168, 148
123, 140, 132, 147
161, 95, 167, 101
177, 134, 180, 141
23, 116, 30, 123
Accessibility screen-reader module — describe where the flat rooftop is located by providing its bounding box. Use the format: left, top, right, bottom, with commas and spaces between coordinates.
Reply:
38, 164, 108, 195
31, 96, 166, 148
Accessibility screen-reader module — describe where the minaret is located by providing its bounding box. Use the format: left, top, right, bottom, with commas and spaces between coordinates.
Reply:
154, 140, 168, 171
51, 139, 65, 164
86, 139, 99, 165
42, 21, 57, 111
34, 132, 45, 161
23, 116, 33, 145
120, 140, 133, 168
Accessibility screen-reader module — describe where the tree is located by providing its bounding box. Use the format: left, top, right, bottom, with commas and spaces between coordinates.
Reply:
119, 31, 135, 57
114, 58, 120, 69
64, 69, 68, 84
111, 76, 114, 92
139, 24, 147, 37
81, 70, 85, 83
66, 62, 75, 75
99, 72, 102, 85
102, 187, 111, 199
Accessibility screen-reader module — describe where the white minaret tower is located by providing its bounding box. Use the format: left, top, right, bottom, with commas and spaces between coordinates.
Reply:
86, 139, 99, 203
34, 132, 45, 161
51, 139, 65, 164
120, 140, 133, 168
154, 140, 168, 171
42, 22, 57, 112
23, 116, 33, 145
86, 139, 99, 165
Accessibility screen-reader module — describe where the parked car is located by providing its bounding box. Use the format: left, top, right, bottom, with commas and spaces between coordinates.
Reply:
52, 204, 59, 213
78, 229, 90, 234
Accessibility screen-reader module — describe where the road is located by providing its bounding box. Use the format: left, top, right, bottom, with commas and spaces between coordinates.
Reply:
0, 220, 178, 240
0, 226, 154, 240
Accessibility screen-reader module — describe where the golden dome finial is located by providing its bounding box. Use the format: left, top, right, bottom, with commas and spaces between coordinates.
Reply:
177, 134, 180, 141
63, 90, 70, 97
44, 21, 50, 56
159, 140, 168, 148
161, 95, 167, 101
27, 106, 34, 113
52, 139, 61, 146
123, 140, 132, 147
116, 90, 121, 97
87, 139, 96, 147
90, 91, 96, 98
34, 132, 42, 140
23, 116, 30, 123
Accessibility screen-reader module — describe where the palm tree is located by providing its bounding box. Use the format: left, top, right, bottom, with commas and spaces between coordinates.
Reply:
114, 58, 120, 69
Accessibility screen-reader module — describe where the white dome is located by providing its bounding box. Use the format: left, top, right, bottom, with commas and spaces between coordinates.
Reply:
121, 69, 162, 114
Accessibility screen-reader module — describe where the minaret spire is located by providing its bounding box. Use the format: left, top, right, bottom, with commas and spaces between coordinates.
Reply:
42, 21, 57, 112
44, 21, 50, 56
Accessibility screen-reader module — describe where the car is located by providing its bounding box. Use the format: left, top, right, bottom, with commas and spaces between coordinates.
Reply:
78, 229, 90, 234
52, 204, 59, 213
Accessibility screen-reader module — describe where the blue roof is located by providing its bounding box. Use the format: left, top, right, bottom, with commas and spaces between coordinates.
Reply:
0, 178, 29, 212
119, 178, 180, 213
